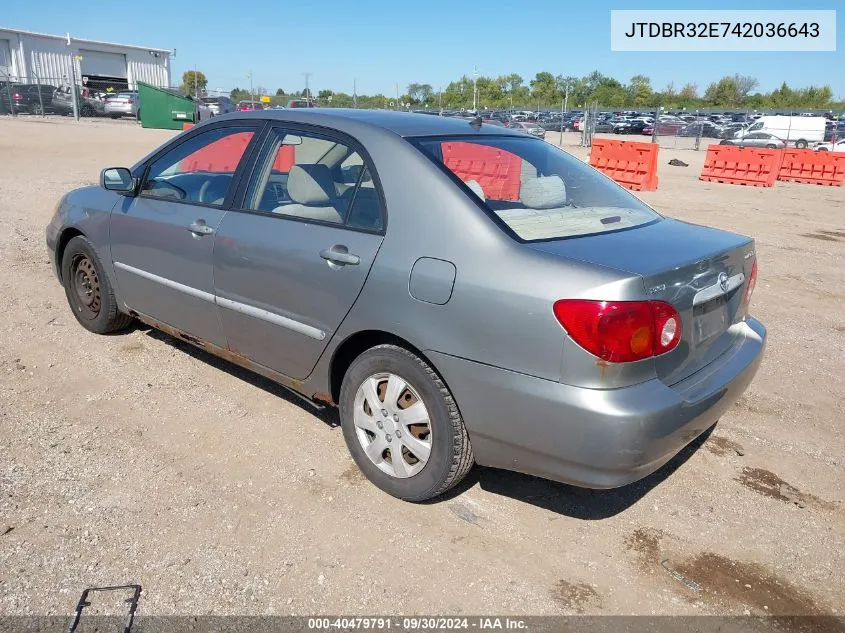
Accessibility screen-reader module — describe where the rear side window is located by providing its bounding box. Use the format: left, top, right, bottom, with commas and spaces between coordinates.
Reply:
243, 129, 384, 231
412, 135, 659, 241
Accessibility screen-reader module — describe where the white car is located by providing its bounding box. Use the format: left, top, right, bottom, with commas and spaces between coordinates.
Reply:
815, 139, 845, 152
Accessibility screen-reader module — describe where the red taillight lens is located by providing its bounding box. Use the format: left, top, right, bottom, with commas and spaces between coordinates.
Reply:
553, 299, 682, 363
741, 259, 758, 316
12, 93, 22, 101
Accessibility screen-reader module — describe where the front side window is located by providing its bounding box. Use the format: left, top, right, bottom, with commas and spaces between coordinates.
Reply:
412, 135, 659, 241
244, 129, 383, 230
141, 126, 256, 205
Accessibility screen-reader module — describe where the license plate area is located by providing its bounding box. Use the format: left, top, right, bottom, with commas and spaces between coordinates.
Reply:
693, 295, 728, 346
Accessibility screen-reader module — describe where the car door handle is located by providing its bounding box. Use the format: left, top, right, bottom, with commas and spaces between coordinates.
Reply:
188, 220, 215, 236
320, 246, 360, 266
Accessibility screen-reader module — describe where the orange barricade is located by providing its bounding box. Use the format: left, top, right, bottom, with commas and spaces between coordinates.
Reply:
777, 149, 845, 187
441, 141, 522, 201
589, 139, 658, 191
182, 122, 194, 130
699, 145, 779, 187
180, 131, 255, 173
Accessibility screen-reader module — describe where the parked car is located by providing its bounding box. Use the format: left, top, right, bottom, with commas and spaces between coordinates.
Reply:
511, 121, 546, 138
51, 86, 104, 117
0, 83, 60, 115
288, 99, 319, 108
236, 100, 265, 112
618, 120, 649, 135
720, 132, 786, 149
46, 110, 765, 501
200, 96, 236, 116
593, 121, 616, 133
104, 91, 139, 119
815, 139, 845, 152
678, 122, 723, 138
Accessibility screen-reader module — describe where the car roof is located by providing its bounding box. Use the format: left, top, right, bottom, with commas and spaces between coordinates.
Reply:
210, 108, 526, 138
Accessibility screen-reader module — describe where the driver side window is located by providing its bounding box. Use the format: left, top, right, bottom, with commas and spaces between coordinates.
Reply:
141, 126, 257, 206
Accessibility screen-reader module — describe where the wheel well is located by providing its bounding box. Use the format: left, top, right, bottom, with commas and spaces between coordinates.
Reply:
55, 228, 84, 283
328, 330, 435, 404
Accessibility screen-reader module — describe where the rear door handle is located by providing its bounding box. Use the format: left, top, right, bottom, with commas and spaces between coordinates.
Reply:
320, 245, 360, 266
188, 220, 215, 236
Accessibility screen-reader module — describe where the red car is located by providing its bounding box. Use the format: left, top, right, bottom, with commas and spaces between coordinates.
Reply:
236, 101, 265, 112
642, 126, 654, 135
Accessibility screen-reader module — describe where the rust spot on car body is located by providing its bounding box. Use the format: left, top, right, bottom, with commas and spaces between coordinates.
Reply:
312, 391, 336, 406
595, 359, 610, 379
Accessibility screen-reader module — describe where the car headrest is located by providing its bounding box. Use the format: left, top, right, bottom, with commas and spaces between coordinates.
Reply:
464, 179, 486, 201
287, 164, 335, 205
520, 175, 567, 209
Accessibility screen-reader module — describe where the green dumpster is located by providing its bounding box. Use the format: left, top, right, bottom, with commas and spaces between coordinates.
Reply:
137, 82, 199, 130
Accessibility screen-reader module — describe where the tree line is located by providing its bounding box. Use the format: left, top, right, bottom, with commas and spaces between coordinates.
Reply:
184, 70, 843, 111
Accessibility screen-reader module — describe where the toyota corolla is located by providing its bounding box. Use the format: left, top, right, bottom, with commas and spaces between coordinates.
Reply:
46, 110, 765, 501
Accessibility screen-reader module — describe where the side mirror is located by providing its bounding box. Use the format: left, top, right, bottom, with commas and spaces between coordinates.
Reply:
101, 167, 136, 195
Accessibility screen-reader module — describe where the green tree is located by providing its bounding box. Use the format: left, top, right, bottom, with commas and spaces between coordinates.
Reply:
229, 87, 251, 103
275, 88, 286, 96
530, 71, 559, 106
181, 70, 208, 97
678, 83, 698, 100
406, 83, 434, 105
627, 74, 653, 107
704, 76, 740, 106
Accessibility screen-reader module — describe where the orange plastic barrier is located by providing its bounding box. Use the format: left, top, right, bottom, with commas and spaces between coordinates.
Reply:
589, 139, 658, 191
777, 149, 845, 187
441, 142, 522, 201
180, 131, 255, 173
699, 145, 779, 187
182, 122, 194, 130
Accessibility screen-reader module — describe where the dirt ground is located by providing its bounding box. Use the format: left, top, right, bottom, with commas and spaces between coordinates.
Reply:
0, 116, 843, 618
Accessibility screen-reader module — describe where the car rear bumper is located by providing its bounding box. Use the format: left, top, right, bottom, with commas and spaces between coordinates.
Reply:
428, 317, 766, 489
104, 103, 135, 115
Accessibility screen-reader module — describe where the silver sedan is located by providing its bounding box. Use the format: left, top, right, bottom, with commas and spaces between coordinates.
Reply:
721, 132, 787, 149
46, 110, 765, 501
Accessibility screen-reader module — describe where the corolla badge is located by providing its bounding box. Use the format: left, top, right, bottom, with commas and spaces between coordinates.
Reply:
718, 272, 730, 292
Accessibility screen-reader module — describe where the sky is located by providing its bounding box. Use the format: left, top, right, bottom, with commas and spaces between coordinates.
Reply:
3, 0, 843, 99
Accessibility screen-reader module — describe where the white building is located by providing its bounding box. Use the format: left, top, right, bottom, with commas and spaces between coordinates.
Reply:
0, 27, 171, 92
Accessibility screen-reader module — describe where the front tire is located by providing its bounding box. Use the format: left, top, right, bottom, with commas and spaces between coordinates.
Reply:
61, 236, 133, 334
795, 139, 808, 149
339, 344, 474, 501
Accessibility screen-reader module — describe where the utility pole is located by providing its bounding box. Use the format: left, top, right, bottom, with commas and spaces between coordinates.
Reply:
563, 83, 569, 113
559, 95, 565, 146
247, 71, 254, 106
194, 65, 198, 99
472, 66, 479, 112
438, 85, 442, 112
353, 78, 357, 109
395, 83, 399, 110
70, 55, 81, 121
304, 72, 312, 104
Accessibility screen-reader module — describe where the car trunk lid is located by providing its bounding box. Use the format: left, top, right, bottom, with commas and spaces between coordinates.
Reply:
529, 218, 755, 385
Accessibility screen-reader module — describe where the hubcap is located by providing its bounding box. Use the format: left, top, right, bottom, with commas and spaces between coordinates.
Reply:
353, 372, 432, 478
72, 255, 101, 316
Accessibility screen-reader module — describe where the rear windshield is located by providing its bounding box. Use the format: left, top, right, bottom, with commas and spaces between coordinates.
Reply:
411, 135, 660, 241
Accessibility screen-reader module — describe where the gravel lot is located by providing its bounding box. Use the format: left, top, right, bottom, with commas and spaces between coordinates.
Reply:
0, 115, 843, 618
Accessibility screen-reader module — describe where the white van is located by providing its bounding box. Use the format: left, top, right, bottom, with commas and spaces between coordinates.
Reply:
736, 116, 825, 148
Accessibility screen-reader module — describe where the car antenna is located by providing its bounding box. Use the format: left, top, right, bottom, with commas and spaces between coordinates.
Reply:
469, 115, 482, 129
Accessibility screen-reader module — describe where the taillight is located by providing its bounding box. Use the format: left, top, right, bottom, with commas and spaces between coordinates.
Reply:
741, 259, 758, 316
553, 299, 682, 363
12, 93, 22, 101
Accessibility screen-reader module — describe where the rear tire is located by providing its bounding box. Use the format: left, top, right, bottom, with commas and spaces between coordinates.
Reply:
795, 139, 808, 149
339, 344, 474, 501
61, 235, 133, 334
765, 144, 777, 149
